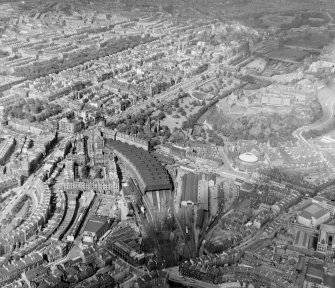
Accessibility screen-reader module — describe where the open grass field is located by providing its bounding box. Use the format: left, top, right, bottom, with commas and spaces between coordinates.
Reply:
266, 48, 309, 63
284, 35, 331, 50
159, 95, 203, 130
261, 14, 295, 27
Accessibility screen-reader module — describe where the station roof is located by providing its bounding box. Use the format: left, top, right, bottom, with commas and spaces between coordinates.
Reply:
107, 140, 171, 193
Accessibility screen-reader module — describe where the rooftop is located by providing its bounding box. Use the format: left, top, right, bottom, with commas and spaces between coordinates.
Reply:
299, 203, 329, 220
84, 215, 109, 234
181, 172, 198, 203
239, 152, 258, 163
106, 139, 171, 193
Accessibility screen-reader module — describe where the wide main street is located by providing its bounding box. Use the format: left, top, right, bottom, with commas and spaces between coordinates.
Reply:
292, 86, 335, 168
293, 86, 335, 144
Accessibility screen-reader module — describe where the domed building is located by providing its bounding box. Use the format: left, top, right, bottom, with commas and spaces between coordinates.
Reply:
238, 152, 258, 163
235, 151, 259, 172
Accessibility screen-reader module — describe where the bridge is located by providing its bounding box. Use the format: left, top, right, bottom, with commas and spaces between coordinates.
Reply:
283, 44, 322, 54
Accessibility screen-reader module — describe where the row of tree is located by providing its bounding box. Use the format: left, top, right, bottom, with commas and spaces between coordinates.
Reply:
11, 195, 29, 215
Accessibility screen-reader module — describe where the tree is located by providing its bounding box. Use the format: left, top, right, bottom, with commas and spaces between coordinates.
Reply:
28, 115, 36, 122
35, 114, 42, 122
324, 76, 332, 87
130, 125, 138, 135
17, 110, 25, 119
182, 121, 189, 130
24, 104, 31, 113
177, 107, 184, 113
31, 104, 43, 114
93, 167, 103, 179
158, 111, 166, 120
163, 129, 171, 138
44, 107, 52, 117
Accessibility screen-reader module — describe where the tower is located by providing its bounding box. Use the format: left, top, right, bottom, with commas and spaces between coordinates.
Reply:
145, 116, 151, 134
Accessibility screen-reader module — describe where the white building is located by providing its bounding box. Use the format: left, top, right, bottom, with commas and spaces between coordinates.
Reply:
297, 203, 330, 228
312, 196, 335, 216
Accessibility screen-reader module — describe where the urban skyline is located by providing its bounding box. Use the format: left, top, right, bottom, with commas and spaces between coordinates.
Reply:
0, 0, 334, 288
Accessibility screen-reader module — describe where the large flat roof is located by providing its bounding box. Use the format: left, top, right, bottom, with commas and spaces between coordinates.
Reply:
106, 140, 171, 193
181, 172, 198, 203
300, 203, 329, 220
84, 215, 108, 234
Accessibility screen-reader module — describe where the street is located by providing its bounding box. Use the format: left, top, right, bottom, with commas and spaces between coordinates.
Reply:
166, 266, 225, 288
293, 86, 335, 146
292, 86, 335, 166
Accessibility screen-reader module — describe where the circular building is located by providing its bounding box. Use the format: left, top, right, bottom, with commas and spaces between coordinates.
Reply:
238, 152, 258, 163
